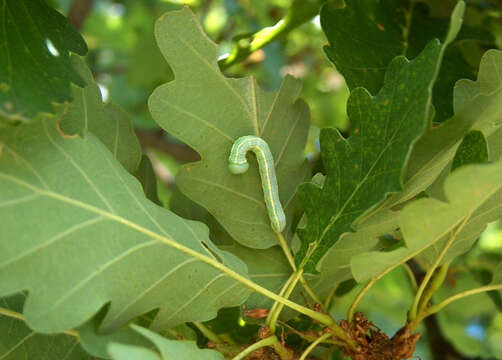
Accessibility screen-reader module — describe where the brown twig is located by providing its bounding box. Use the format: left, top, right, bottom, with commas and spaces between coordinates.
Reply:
67, 0, 95, 30
135, 129, 199, 163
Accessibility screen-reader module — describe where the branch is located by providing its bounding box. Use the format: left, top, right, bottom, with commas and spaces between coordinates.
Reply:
67, 0, 95, 30
420, 284, 502, 320
135, 129, 199, 164
218, 0, 326, 70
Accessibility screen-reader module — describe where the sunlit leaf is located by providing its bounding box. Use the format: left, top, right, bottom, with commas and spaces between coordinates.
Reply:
0, 119, 250, 333
149, 7, 310, 249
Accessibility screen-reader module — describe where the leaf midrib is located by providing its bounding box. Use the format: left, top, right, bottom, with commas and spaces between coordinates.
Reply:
0, 171, 232, 277
314, 91, 421, 258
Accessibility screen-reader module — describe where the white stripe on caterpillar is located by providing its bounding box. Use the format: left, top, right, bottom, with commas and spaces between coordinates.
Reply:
228, 135, 286, 233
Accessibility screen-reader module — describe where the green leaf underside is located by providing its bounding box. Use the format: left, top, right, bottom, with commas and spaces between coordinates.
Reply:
0, 294, 95, 360
352, 161, 502, 282
0, 119, 250, 334
419, 191, 502, 269
0, 0, 87, 119
171, 190, 303, 317
0, 294, 153, 360
434, 270, 497, 358
419, 183, 501, 270
415, 51, 502, 267
58, 55, 141, 174
148, 7, 310, 249
108, 325, 223, 360
454, 50, 502, 162
424, 128, 489, 202
77, 311, 155, 359
296, 39, 445, 273
315, 209, 400, 292
222, 244, 291, 310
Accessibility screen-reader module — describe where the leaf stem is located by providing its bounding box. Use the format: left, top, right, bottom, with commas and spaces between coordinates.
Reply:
267, 272, 297, 326
402, 263, 418, 291
410, 284, 502, 331
266, 274, 356, 351
299, 333, 332, 360
277, 232, 296, 271
347, 251, 422, 322
218, 1, 322, 70
192, 322, 223, 344
267, 270, 304, 333
231, 336, 279, 360
416, 260, 451, 316
276, 232, 322, 305
323, 283, 338, 311
36, 191, 333, 326
300, 277, 323, 305
408, 216, 469, 321
0, 306, 79, 338
347, 279, 376, 323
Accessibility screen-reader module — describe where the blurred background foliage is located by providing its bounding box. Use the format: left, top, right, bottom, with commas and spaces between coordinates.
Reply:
36, 0, 502, 358
49, 0, 353, 205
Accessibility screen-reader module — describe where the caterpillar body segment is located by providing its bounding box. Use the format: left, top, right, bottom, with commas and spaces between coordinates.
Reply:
228, 136, 286, 233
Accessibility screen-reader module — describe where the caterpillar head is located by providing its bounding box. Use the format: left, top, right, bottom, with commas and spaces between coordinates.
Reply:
228, 162, 249, 174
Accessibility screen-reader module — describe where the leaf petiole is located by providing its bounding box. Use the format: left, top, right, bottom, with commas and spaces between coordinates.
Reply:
192, 322, 223, 344
29, 189, 333, 326
267, 270, 304, 333
276, 232, 322, 304
416, 259, 451, 316
0, 306, 79, 338
231, 336, 280, 360
299, 332, 333, 360
347, 279, 376, 323
409, 284, 502, 331
408, 215, 470, 321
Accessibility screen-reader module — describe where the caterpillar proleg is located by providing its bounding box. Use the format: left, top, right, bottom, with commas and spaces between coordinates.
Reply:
228, 135, 286, 233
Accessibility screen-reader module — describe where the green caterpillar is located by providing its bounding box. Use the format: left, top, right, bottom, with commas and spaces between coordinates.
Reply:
228, 135, 286, 233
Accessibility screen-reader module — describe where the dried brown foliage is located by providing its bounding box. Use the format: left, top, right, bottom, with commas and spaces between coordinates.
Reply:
340, 313, 421, 360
